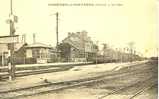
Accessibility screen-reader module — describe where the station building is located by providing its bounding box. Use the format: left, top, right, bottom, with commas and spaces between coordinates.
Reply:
60, 31, 98, 62
0, 35, 57, 65
25, 43, 57, 64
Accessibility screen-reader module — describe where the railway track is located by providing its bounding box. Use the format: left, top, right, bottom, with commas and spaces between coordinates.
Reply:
0, 63, 94, 80
0, 63, 156, 99
128, 83, 157, 99
0, 66, 72, 80
98, 76, 157, 99
97, 63, 157, 99
0, 62, 147, 81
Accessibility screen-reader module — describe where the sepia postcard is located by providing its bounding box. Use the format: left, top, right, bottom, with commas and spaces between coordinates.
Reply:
0, 0, 158, 99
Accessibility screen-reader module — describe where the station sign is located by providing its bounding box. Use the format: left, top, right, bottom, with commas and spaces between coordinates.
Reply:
0, 35, 19, 44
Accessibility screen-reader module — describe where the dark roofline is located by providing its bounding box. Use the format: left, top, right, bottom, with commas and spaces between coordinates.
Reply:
25, 46, 52, 49
25, 43, 53, 49
0, 35, 19, 38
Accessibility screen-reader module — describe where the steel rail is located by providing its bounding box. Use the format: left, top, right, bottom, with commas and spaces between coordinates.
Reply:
0, 65, 155, 99
0, 63, 153, 94
98, 76, 157, 99
128, 83, 157, 99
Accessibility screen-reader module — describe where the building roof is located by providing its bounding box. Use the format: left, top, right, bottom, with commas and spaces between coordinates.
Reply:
63, 34, 84, 51
25, 43, 52, 48
62, 31, 94, 51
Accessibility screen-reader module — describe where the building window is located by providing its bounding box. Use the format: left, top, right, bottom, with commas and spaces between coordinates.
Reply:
32, 49, 40, 58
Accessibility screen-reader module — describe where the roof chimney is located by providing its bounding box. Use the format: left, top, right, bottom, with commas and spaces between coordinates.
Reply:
22, 34, 26, 43
68, 32, 71, 36
33, 33, 36, 44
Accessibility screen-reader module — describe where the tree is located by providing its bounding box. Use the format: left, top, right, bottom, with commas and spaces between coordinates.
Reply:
58, 43, 71, 62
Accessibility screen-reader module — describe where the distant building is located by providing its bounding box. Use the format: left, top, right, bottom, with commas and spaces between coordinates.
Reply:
60, 31, 98, 62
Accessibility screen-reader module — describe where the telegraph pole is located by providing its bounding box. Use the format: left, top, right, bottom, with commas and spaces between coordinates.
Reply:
128, 42, 134, 62
8, 0, 16, 80
47, 6, 59, 49
49, 12, 60, 62
56, 12, 59, 48
95, 41, 99, 65
56, 12, 59, 62
48, 5, 59, 47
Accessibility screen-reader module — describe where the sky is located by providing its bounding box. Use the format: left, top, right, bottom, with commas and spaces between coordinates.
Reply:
0, 0, 158, 57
